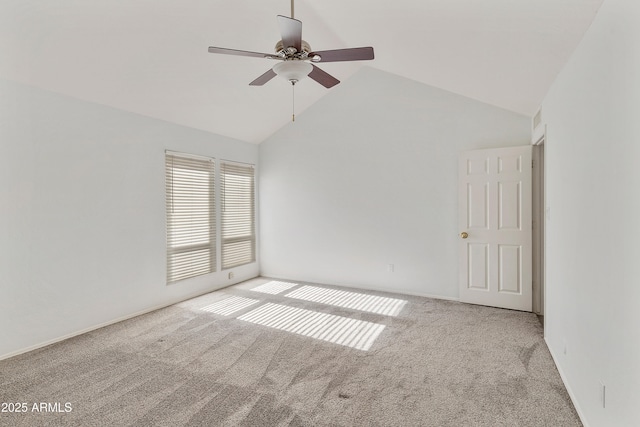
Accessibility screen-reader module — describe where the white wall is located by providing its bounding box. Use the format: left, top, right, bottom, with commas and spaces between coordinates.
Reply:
259, 67, 530, 298
541, 0, 640, 425
0, 80, 259, 359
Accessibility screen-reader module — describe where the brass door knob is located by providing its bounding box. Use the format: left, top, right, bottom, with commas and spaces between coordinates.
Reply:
460, 232, 469, 239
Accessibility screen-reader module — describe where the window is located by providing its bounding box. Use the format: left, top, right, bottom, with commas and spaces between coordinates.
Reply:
221, 161, 256, 269
165, 152, 215, 283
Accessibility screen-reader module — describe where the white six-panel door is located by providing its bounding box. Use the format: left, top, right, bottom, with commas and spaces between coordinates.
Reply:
459, 146, 532, 311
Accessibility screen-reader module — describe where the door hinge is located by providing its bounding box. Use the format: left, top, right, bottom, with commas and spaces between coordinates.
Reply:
532, 159, 535, 168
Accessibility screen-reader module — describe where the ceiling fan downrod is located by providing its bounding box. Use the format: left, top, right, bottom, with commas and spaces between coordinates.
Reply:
291, 0, 295, 19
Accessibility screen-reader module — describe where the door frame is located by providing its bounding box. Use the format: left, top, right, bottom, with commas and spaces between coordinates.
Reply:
531, 126, 546, 317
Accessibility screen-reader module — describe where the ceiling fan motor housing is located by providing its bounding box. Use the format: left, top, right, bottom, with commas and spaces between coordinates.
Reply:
275, 40, 312, 57
273, 39, 313, 83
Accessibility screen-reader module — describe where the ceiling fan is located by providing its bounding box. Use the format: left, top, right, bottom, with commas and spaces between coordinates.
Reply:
207, 0, 374, 89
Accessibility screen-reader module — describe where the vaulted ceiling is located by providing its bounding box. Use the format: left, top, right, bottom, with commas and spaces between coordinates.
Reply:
0, 0, 603, 143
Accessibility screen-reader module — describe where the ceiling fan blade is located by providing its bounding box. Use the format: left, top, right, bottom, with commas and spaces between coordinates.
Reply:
249, 69, 277, 86
277, 15, 302, 52
309, 47, 374, 63
308, 65, 340, 88
208, 46, 282, 60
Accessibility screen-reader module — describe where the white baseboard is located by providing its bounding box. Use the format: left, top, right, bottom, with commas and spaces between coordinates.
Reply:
259, 273, 460, 302
0, 276, 258, 362
544, 337, 589, 427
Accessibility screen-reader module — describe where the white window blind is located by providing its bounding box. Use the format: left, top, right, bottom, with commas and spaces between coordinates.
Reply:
165, 152, 216, 283
221, 161, 256, 269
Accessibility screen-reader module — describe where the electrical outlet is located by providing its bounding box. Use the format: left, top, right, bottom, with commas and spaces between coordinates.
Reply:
228, 271, 234, 279
600, 382, 606, 408
387, 264, 394, 273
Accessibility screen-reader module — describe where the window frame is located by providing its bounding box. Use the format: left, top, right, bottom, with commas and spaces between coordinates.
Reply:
165, 151, 216, 284
220, 160, 256, 270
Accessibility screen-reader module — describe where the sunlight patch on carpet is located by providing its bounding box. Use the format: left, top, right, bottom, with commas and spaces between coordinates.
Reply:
250, 280, 299, 295
237, 303, 385, 351
201, 296, 259, 316
284, 285, 407, 316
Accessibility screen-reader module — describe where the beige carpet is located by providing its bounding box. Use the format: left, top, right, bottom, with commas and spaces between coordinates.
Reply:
0, 277, 581, 426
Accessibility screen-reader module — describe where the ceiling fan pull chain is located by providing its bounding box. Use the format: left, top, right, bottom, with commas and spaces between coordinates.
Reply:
292, 81, 296, 122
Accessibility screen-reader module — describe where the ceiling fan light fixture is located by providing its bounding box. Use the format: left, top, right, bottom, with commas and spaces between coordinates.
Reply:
273, 60, 313, 83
